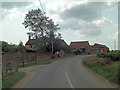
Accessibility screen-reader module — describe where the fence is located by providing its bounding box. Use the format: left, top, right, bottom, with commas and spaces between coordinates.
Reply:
2, 52, 51, 79
2, 53, 19, 80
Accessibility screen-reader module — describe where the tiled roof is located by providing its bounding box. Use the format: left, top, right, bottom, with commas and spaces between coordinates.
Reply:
61, 39, 68, 46
70, 41, 89, 49
25, 39, 36, 45
92, 43, 108, 48
25, 39, 67, 46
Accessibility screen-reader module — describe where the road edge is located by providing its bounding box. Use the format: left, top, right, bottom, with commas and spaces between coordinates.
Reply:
11, 72, 36, 88
81, 62, 118, 88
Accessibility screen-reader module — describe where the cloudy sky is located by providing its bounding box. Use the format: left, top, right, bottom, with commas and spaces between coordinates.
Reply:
0, 0, 118, 50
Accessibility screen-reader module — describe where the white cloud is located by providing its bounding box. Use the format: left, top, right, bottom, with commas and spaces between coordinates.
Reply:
58, 17, 113, 37
114, 23, 118, 27
113, 31, 118, 39
26, 4, 33, 9
45, 1, 116, 37
107, 31, 118, 40
0, 1, 118, 50
2, 2, 32, 9
74, 30, 86, 38
92, 17, 113, 27
34, 1, 40, 7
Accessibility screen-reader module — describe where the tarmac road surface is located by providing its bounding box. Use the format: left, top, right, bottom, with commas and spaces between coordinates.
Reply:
18, 55, 115, 88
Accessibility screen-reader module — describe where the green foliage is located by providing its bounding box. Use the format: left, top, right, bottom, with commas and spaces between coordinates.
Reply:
8, 44, 18, 53
2, 72, 25, 88
97, 51, 120, 61
82, 56, 119, 84
2, 41, 18, 53
1, 41, 25, 53
2, 41, 9, 53
61, 44, 72, 53
53, 38, 62, 51
17, 41, 26, 53
18, 55, 70, 68
35, 37, 71, 53
35, 37, 48, 52
73, 49, 82, 55
23, 8, 60, 41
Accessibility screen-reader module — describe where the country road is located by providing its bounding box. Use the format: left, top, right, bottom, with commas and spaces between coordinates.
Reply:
14, 55, 115, 88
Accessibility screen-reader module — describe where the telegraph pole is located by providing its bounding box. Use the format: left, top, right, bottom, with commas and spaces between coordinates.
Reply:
114, 40, 116, 51
39, 0, 44, 12
51, 30, 54, 54
118, 30, 120, 50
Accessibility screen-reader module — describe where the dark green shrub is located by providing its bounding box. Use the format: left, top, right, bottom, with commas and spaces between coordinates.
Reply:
96, 51, 120, 61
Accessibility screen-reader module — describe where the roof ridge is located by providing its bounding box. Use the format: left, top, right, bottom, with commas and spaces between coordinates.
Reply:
71, 41, 88, 43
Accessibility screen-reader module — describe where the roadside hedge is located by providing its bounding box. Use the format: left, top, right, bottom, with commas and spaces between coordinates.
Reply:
96, 51, 120, 61
82, 56, 119, 84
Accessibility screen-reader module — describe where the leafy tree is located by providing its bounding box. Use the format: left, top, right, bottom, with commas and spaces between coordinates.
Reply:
17, 41, 25, 53
22, 8, 60, 53
22, 8, 60, 39
35, 37, 72, 53
61, 45, 72, 53
1, 41, 26, 53
8, 44, 18, 53
1, 41, 18, 53
2, 41, 9, 53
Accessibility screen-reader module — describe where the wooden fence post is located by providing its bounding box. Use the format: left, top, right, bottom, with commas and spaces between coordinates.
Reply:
2, 71, 4, 80
21, 53, 24, 67
22, 60, 24, 67
35, 52, 37, 64
16, 60, 18, 72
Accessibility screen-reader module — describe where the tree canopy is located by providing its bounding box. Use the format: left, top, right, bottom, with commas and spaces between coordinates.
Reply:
22, 8, 71, 53
1, 41, 25, 53
22, 8, 60, 39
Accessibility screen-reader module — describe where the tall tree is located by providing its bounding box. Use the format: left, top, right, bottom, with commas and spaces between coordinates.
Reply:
18, 41, 25, 53
22, 8, 60, 53
22, 8, 60, 39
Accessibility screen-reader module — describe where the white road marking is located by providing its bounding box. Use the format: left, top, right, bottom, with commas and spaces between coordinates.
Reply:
65, 73, 74, 88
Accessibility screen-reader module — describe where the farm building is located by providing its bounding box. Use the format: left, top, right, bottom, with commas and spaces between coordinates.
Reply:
70, 41, 109, 54
70, 41, 91, 54
25, 39, 37, 51
25, 35, 68, 52
91, 43, 109, 53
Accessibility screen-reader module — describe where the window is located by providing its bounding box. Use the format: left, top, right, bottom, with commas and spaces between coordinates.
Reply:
31, 45, 32, 48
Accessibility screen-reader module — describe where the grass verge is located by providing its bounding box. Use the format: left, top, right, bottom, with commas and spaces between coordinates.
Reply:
18, 55, 72, 68
2, 72, 25, 88
82, 56, 119, 84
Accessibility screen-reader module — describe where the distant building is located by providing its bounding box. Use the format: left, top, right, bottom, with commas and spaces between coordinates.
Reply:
70, 41, 91, 54
25, 35, 68, 52
25, 39, 37, 51
70, 41, 109, 54
91, 43, 109, 53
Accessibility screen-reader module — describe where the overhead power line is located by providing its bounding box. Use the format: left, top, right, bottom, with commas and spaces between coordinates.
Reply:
39, 0, 44, 12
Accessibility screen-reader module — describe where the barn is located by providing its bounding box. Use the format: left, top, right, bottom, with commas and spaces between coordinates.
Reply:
70, 41, 91, 54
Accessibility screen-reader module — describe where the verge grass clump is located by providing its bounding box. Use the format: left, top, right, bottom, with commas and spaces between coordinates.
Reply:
82, 56, 119, 84
2, 72, 25, 88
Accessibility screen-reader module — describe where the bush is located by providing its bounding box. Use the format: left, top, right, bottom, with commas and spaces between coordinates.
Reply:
96, 51, 120, 61
61, 45, 72, 53
82, 56, 119, 84
73, 50, 81, 55
1, 41, 25, 53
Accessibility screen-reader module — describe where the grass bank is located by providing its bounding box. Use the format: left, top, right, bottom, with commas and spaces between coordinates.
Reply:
2, 72, 25, 88
18, 55, 72, 68
82, 56, 119, 84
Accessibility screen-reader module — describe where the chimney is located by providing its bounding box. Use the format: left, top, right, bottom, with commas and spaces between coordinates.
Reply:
36, 35, 38, 39
29, 35, 31, 40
